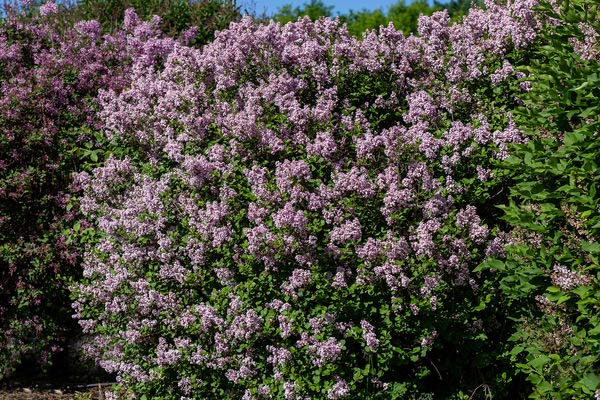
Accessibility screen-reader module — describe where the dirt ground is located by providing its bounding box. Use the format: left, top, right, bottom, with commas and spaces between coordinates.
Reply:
0, 381, 114, 400
0, 384, 113, 400
1, 356, 116, 399
0, 388, 97, 400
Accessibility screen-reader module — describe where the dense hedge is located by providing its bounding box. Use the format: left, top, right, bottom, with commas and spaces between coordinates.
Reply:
72, 1, 540, 398
2, 0, 600, 399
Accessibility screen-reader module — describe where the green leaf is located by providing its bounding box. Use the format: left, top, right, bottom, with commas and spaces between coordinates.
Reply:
556, 294, 571, 305
572, 81, 589, 91
580, 106, 597, 118
474, 300, 487, 311
582, 373, 600, 390
510, 344, 525, 356
536, 380, 553, 394
572, 286, 591, 298
589, 324, 600, 336
582, 241, 600, 254
529, 355, 551, 372
475, 258, 505, 272
564, 131, 585, 146
591, 221, 600, 229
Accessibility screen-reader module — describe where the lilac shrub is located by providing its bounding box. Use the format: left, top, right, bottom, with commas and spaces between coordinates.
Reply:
74, 1, 541, 398
0, 7, 177, 378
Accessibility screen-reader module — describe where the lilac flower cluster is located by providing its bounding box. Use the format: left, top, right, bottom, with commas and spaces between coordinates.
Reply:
327, 377, 350, 399
73, 2, 543, 397
569, 22, 600, 61
550, 264, 592, 291
360, 320, 380, 352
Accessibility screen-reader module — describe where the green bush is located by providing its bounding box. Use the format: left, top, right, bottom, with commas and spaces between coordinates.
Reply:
486, 0, 600, 398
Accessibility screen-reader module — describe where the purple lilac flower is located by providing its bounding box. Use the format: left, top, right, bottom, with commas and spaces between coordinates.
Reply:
156, 338, 180, 366
327, 377, 350, 399
308, 337, 343, 367
267, 346, 292, 366
551, 264, 592, 291
569, 22, 599, 61
420, 331, 438, 348
39, 1, 58, 16
360, 320, 380, 351
281, 269, 312, 298
283, 381, 297, 400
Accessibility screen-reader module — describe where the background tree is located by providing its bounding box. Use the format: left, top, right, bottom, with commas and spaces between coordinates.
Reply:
436, 0, 478, 21
272, 0, 475, 37
340, 8, 388, 36
272, 0, 333, 24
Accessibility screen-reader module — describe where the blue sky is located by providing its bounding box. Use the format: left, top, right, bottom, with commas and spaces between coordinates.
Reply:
239, 0, 410, 16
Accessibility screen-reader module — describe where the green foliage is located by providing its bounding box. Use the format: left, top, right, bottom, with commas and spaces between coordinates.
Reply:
340, 8, 388, 37
387, 0, 440, 34
272, 0, 333, 24
486, 0, 600, 398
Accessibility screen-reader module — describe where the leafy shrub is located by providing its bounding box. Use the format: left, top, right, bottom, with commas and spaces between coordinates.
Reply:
0, 7, 177, 378
2, 0, 241, 46
487, 0, 600, 398
72, 1, 542, 398
60, 0, 241, 46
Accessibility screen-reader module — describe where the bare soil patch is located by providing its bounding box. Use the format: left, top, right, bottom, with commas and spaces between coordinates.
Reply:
0, 385, 105, 400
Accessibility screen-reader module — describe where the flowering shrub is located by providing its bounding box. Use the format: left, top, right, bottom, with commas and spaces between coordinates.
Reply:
72, 1, 543, 398
0, 7, 177, 378
486, 0, 600, 398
